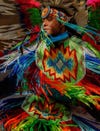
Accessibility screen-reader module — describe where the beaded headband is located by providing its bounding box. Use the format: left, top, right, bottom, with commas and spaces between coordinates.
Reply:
41, 6, 67, 21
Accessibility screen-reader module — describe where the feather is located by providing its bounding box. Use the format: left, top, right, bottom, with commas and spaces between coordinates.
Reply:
7, 117, 61, 131
28, 8, 42, 26
0, 1, 26, 51
39, 72, 100, 109
72, 114, 100, 130
88, 7, 100, 30
87, 0, 100, 8
38, 0, 88, 26
16, 0, 41, 9
0, 95, 26, 121
72, 115, 96, 131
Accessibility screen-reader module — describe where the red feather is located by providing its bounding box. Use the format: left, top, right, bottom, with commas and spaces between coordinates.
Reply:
77, 69, 100, 95
87, 0, 100, 8
16, 0, 41, 10
82, 33, 100, 51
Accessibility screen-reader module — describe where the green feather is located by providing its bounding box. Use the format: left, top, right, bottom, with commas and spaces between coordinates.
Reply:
12, 117, 62, 131
88, 7, 100, 30
65, 83, 100, 107
28, 8, 42, 26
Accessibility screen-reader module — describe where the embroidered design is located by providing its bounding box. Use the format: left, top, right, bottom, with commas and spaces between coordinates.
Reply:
22, 95, 69, 120
43, 45, 78, 82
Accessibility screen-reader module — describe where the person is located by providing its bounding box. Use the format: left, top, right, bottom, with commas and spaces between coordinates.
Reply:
42, 8, 67, 35
0, 0, 100, 130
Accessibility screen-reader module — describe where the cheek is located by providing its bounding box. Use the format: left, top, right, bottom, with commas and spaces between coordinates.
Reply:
47, 20, 61, 35
51, 23, 61, 34
52, 21, 59, 28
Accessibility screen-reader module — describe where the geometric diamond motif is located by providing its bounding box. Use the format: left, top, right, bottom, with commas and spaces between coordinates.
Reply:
56, 59, 64, 70
43, 45, 78, 82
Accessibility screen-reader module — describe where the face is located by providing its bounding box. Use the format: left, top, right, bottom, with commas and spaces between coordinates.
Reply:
42, 15, 66, 36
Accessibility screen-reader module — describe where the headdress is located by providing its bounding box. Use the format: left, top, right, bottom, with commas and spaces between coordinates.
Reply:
87, 0, 100, 30
38, 0, 88, 27
41, 6, 67, 21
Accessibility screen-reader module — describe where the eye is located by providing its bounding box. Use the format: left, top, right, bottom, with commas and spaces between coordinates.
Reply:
42, 16, 54, 22
47, 16, 53, 21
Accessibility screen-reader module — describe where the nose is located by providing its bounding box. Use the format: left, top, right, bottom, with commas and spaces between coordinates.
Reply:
43, 19, 48, 27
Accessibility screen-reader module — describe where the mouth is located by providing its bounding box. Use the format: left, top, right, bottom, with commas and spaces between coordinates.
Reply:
43, 27, 50, 31
42, 27, 51, 35
43, 29, 51, 34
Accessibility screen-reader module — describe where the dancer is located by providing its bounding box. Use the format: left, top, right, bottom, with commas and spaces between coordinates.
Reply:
0, 0, 100, 130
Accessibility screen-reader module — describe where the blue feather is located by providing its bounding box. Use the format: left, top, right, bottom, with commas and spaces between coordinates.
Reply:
72, 115, 97, 131
10, 51, 36, 85
85, 54, 100, 74
72, 115, 100, 131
